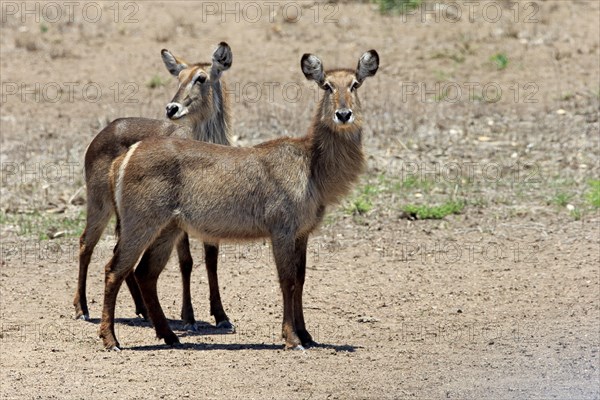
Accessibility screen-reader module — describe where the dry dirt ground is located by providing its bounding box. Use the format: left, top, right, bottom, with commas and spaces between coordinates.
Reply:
1, 1, 599, 399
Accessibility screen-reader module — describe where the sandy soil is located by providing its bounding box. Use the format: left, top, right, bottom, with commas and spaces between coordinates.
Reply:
1, 1, 599, 399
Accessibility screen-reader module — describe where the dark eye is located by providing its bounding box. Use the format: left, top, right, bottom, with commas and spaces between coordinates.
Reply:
195, 74, 206, 85
350, 81, 359, 92
324, 83, 333, 92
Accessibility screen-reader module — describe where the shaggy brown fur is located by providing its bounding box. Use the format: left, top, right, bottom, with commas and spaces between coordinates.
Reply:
99, 50, 379, 351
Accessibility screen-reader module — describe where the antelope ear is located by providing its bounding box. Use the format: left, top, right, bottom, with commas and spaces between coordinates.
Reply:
356, 50, 379, 84
210, 42, 233, 80
301, 53, 325, 86
161, 49, 189, 77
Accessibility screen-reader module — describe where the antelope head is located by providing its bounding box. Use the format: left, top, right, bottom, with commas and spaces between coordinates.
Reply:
302, 50, 379, 132
161, 42, 233, 121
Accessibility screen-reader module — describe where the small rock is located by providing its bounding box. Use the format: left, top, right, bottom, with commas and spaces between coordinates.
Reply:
48, 230, 67, 239
357, 316, 380, 323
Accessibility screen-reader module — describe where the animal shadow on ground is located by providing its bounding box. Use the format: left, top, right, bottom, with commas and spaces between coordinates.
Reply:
86, 317, 233, 335
126, 342, 359, 352
86, 318, 359, 352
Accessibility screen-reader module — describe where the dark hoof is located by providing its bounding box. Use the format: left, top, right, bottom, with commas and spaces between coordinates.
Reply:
180, 310, 195, 326
76, 313, 90, 321
74, 304, 89, 321
101, 338, 121, 351
163, 333, 180, 346
283, 334, 304, 351
137, 310, 149, 321
297, 330, 315, 347
99, 329, 120, 351
216, 320, 236, 333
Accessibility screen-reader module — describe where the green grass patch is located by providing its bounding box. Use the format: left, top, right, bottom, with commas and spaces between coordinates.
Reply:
346, 197, 373, 215
559, 92, 575, 101
586, 179, 600, 208
344, 182, 382, 216
570, 207, 582, 221
340, 172, 468, 221
402, 200, 465, 220
361, 183, 381, 197
392, 175, 435, 193
432, 51, 465, 64
0, 210, 86, 240
373, 0, 422, 15
549, 191, 573, 207
490, 53, 509, 70
147, 75, 168, 89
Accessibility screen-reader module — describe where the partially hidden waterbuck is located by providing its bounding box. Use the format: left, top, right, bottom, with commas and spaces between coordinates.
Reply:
100, 50, 379, 350
74, 42, 234, 331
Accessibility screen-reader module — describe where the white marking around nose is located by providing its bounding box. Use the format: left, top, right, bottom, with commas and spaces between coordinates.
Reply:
333, 110, 354, 125
166, 102, 189, 119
